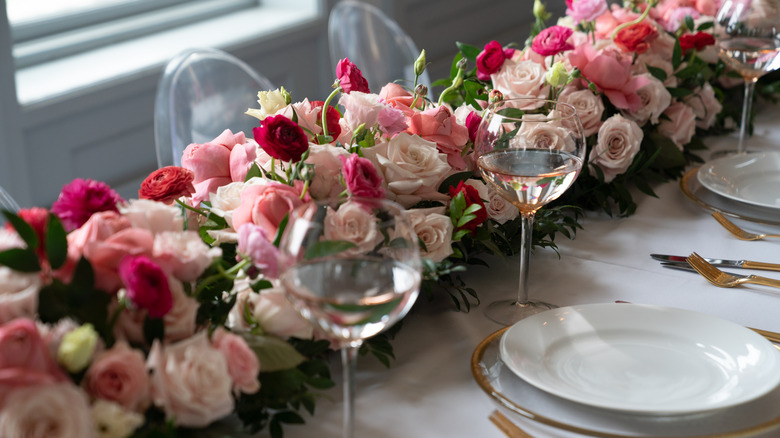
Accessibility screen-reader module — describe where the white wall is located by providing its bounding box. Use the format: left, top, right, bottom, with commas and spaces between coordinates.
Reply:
0, 0, 558, 207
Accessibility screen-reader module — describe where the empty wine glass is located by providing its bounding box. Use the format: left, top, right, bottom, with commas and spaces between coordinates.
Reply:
278, 197, 422, 438
474, 98, 586, 325
715, 0, 780, 156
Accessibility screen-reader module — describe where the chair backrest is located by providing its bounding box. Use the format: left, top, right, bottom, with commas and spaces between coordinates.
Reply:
154, 48, 274, 168
0, 185, 20, 226
328, 1, 433, 97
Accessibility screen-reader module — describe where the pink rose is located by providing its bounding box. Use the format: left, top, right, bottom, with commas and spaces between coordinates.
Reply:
0, 383, 95, 438
232, 180, 311, 239
531, 26, 575, 56
212, 329, 261, 395
590, 114, 644, 182
568, 43, 651, 111
323, 201, 382, 253
84, 341, 151, 412
86, 227, 155, 293
476, 40, 515, 81
377, 106, 408, 137
657, 101, 697, 149
237, 224, 280, 279
336, 58, 370, 94
595, 5, 641, 38
118, 255, 172, 318
252, 114, 309, 163
340, 153, 386, 199
566, 0, 608, 22
339, 91, 385, 129
407, 105, 470, 169
379, 83, 423, 115
0, 318, 67, 408
622, 73, 672, 125
147, 333, 234, 427
304, 143, 351, 199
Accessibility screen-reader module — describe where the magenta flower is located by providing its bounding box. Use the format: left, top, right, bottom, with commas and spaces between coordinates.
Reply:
476, 41, 515, 81
465, 111, 482, 143
566, 0, 608, 23
252, 115, 309, 163
531, 26, 575, 57
336, 58, 370, 94
237, 224, 279, 279
340, 153, 386, 199
118, 255, 172, 318
51, 178, 124, 232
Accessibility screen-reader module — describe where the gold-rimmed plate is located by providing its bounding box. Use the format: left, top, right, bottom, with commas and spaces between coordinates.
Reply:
680, 167, 780, 226
471, 324, 780, 437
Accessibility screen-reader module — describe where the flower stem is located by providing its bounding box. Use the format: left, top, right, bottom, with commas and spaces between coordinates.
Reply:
611, 0, 655, 40
194, 258, 251, 299
321, 86, 342, 139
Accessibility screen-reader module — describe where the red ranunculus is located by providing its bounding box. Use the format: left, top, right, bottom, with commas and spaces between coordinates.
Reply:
118, 255, 172, 318
448, 181, 487, 234
465, 111, 482, 144
336, 58, 370, 94
679, 31, 716, 52
531, 25, 575, 57
310, 100, 342, 143
252, 114, 309, 163
476, 41, 514, 81
138, 166, 195, 204
340, 153, 385, 199
614, 21, 658, 54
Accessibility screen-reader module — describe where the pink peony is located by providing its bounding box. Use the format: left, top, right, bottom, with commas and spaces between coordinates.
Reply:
407, 105, 470, 169
232, 180, 311, 239
336, 58, 370, 94
340, 153, 386, 199
566, 0, 609, 23
476, 40, 515, 81
181, 129, 254, 204
377, 106, 409, 137
83, 341, 151, 412
568, 43, 651, 111
51, 178, 124, 232
237, 224, 280, 279
118, 255, 172, 318
531, 26, 575, 56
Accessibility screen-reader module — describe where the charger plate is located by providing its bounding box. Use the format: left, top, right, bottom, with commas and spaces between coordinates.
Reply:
680, 167, 780, 226
472, 309, 780, 437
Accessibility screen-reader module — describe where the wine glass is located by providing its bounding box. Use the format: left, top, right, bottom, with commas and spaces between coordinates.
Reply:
474, 98, 586, 325
278, 197, 422, 438
715, 0, 780, 156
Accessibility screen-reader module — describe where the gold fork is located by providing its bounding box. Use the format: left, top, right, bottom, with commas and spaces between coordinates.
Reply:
712, 212, 780, 241
686, 252, 780, 289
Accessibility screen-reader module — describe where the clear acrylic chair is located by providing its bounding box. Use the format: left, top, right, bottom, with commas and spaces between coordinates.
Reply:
328, 0, 433, 97
0, 185, 20, 226
154, 48, 274, 168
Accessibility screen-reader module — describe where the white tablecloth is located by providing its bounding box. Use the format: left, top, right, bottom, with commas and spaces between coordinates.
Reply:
281, 108, 780, 438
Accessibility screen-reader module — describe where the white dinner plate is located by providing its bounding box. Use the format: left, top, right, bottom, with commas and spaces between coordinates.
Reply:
697, 152, 780, 209
499, 303, 780, 415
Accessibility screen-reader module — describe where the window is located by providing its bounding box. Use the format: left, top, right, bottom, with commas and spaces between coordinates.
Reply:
8, 0, 259, 68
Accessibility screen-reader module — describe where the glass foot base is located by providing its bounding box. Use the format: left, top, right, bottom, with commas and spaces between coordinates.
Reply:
484, 299, 557, 326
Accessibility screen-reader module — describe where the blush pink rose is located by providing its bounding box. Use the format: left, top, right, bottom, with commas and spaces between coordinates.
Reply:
379, 83, 424, 115
147, 333, 234, 427
0, 383, 95, 438
227, 282, 313, 340
232, 181, 311, 239
323, 201, 382, 254
595, 5, 641, 38
83, 341, 151, 412
558, 86, 605, 136
304, 143, 351, 199
658, 101, 697, 149
340, 153, 386, 199
119, 199, 184, 235
162, 277, 199, 343
490, 58, 549, 104
684, 83, 722, 129
212, 329, 261, 395
407, 105, 470, 169
590, 114, 644, 182
568, 43, 651, 111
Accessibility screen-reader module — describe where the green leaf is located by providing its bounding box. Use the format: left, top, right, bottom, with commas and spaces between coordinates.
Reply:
247, 334, 306, 372
438, 171, 474, 194
0, 248, 40, 272
303, 240, 357, 260
272, 213, 289, 247
245, 162, 263, 182
667, 87, 695, 98
696, 21, 713, 31
250, 279, 274, 292
144, 316, 165, 344
2, 211, 38, 250
45, 213, 67, 269
646, 64, 668, 82
672, 38, 682, 70
456, 41, 481, 60
496, 108, 525, 119
684, 15, 695, 32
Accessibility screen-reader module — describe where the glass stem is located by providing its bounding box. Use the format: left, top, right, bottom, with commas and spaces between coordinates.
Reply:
737, 78, 758, 154
516, 212, 535, 305
341, 343, 360, 438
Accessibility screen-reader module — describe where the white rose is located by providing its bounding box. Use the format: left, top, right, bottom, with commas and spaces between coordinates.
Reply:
622, 73, 672, 125
91, 399, 144, 438
590, 114, 644, 182
407, 207, 454, 262
362, 133, 451, 207
0, 266, 40, 324
119, 199, 183, 234
464, 179, 519, 224
684, 83, 722, 129
558, 87, 605, 137
658, 102, 697, 149
490, 58, 549, 103
162, 277, 199, 343
209, 178, 267, 230
147, 332, 234, 428
246, 88, 288, 120
278, 99, 322, 137
323, 201, 382, 254
228, 280, 314, 339
0, 383, 96, 438
153, 230, 220, 282
304, 143, 350, 199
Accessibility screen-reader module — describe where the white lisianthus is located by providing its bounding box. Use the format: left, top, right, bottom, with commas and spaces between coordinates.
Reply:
58, 323, 99, 373
91, 400, 145, 438
246, 87, 289, 120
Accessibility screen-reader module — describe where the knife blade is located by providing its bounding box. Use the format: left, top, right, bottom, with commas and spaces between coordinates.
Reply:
660, 262, 749, 278
651, 253, 780, 272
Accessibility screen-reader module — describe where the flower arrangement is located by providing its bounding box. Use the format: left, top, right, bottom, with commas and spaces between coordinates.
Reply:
2, 1, 779, 437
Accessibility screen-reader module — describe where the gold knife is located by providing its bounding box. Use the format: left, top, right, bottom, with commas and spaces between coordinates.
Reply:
651, 253, 780, 272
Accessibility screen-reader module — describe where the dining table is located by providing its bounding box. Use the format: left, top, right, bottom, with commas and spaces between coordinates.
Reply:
271, 104, 780, 438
